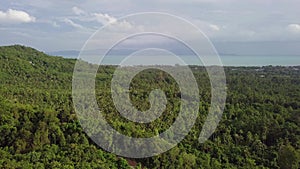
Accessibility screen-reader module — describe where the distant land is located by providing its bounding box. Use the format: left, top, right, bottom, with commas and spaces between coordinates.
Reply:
47, 49, 300, 66
48, 49, 238, 58
47, 41, 300, 58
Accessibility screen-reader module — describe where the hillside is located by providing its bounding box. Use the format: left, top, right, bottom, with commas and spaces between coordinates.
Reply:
0, 45, 132, 168
0, 45, 300, 168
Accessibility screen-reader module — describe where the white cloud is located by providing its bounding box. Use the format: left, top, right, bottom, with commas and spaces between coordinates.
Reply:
0, 9, 36, 24
209, 24, 220, 31
72, 6, 85, 15
191, 19, 222, 37
107, 20, 138, 32
91, 12, 139, 32
287, 24, 300, 33
93, 13, 117, 25
37, 19, 60, 28
63, 18, 84, 29
62, 9, 138, 34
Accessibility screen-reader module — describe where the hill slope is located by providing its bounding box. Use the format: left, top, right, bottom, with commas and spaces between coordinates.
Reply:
0, 45, 132, 168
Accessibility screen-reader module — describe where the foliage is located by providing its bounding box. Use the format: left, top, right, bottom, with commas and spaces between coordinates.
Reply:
0, 45, 299, 168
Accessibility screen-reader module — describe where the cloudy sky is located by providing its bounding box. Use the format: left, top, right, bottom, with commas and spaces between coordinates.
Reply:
1, 0, 300, 55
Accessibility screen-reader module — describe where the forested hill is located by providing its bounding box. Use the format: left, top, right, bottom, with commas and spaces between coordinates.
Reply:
0, 45, 131, 168
0, 45, 75, 89
0, 45, 300, 168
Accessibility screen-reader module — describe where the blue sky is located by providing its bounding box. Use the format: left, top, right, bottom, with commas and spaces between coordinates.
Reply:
0, 0, 300, 55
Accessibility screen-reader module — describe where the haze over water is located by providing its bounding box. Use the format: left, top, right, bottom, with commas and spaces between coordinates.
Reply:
96, 55, 300, 66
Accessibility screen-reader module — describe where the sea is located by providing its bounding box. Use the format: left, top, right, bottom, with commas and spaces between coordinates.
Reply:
94, 55, 300, 66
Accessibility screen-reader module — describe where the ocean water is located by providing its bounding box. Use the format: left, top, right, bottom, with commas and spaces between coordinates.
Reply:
96, 55, 300, 66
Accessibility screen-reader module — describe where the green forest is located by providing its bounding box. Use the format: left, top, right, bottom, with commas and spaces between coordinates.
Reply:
0, 45, 299, 168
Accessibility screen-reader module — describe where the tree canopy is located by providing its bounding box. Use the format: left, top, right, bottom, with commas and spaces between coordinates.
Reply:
0, 45, 299, 168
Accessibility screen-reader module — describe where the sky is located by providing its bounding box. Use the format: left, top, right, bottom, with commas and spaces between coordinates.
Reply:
0, 0, 300, 55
